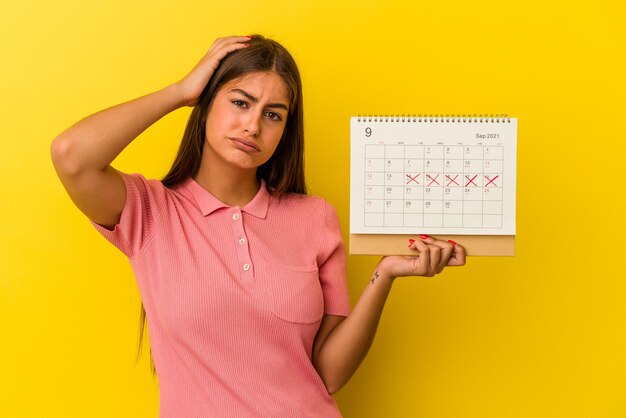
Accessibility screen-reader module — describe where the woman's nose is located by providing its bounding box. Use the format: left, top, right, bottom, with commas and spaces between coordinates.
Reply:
243, 111, 261, 136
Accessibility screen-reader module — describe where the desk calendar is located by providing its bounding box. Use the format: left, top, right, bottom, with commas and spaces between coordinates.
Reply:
350, 115, 517, 254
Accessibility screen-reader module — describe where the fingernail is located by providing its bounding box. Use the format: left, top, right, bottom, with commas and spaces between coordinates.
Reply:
448, 239, 457, 245
242, 43, 250, 46
246, 35, 253, 39
408, 239, 415, 247
419, 234, 429, 240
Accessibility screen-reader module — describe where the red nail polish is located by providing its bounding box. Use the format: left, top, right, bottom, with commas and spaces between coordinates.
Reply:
246, 35, 253, 39
448, 239, 457, 245
408, 239, 415, 247
420, 234, 429, 240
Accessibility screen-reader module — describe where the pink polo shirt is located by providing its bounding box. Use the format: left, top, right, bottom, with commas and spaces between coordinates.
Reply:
92, 172, 351, 417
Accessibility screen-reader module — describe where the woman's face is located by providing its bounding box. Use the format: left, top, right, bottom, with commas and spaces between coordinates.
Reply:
203, 71, 290, 172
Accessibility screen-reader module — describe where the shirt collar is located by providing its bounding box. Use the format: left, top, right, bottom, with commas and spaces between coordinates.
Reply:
183, 177, 269, 219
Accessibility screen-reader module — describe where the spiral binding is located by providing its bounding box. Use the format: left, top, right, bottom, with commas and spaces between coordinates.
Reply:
355, 114, 510, 123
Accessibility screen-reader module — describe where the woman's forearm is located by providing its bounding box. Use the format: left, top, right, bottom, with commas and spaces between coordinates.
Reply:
51, 83, 185, 176
313, 269, 394, 394
314, 237, 466, 394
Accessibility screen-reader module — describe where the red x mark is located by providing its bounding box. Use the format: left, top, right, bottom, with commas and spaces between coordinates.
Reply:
426, 174, 440, 186
405, 173, 420, 185
465, 175, 478, 187
445, 174, 459, 186
485, 175, 500, 187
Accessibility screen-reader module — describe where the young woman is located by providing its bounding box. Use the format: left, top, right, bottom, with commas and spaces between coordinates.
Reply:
51, 35, 466, 417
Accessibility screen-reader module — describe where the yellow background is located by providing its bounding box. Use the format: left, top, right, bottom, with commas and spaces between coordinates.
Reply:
1, 1, 625, 417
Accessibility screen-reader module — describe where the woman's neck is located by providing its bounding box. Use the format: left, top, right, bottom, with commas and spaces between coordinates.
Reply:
193, 165, 260, 208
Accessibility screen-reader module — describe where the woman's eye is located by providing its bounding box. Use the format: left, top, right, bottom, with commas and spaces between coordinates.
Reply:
265, 112, 282, 121
232, 100, 247, 108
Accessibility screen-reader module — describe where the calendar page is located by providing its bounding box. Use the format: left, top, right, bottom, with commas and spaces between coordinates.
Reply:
350, 116, 517, 235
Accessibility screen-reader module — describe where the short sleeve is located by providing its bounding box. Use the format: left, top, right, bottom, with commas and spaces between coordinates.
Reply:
318, 200, 352, 317
91, 172, 165, 258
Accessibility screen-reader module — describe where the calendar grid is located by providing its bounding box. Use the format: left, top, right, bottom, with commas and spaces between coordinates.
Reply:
363, 144, 504, 229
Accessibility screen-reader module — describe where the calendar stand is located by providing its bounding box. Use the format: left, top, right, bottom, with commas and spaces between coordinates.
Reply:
349, 234, 515, 256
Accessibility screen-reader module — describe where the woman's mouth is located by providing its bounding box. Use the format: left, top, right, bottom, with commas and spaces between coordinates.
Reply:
230, 137, 261, 153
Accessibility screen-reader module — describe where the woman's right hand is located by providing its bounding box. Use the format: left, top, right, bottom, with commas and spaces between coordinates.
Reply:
176, 36, 251, 107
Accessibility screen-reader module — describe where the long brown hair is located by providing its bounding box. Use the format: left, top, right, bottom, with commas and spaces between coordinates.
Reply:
137, 35, 306, 374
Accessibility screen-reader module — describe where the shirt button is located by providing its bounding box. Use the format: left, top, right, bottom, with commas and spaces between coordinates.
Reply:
232, 213, 240, 221
238, 237, 246, 245
243, 263, 251, 271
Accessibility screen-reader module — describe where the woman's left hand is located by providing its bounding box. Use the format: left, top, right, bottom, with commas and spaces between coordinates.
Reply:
376, 235, 466, 280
